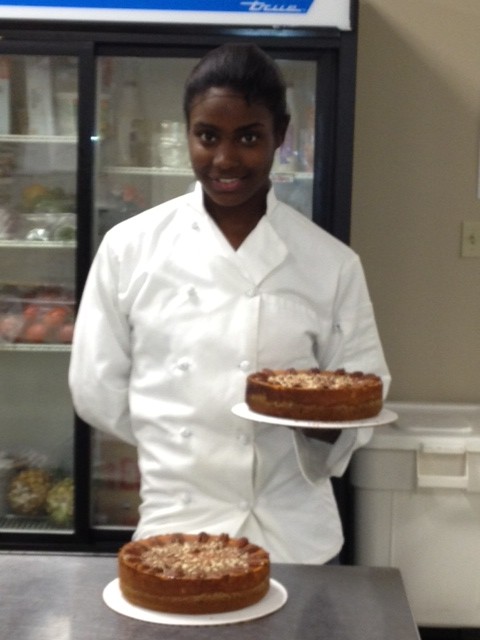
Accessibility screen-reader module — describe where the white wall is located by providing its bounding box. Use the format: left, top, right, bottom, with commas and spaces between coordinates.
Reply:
351, 0, 480, 402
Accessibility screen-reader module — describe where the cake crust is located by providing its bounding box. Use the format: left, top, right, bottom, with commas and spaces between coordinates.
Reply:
118, 532, 270, 614
246, 368, 383, 421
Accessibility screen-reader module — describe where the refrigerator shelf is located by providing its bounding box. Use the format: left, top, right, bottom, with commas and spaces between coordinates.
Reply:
0, 343, 71, 353
0, 134, 77, 145
0, 514, 72, 532
272, 171, 313, 183
0, 240, 76, 250
102, 166, 313, 182
104, 165, 194, 177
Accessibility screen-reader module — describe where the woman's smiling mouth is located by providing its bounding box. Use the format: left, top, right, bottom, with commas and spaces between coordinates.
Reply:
211, 177, 244, 192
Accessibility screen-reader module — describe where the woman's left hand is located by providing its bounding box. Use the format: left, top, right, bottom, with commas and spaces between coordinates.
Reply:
301, 428, 341, 444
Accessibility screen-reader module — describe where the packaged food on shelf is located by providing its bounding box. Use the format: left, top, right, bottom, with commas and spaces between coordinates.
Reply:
19, 212, 76, 242
7, 467, 53, 516
0, 284, 75, 345
45, 476, 74, 526
0, 446, 73, 528
20, 184, 75, 214
5, 467, 74, 527
52, 213, 76, 241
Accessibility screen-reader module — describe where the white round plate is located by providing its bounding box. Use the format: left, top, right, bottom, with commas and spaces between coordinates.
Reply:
232, 403, 398, 429
103, 578, 287, 626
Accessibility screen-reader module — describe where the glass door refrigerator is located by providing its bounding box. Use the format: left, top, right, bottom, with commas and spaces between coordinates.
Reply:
0, 0, 358, 556
0, 46, 82, 546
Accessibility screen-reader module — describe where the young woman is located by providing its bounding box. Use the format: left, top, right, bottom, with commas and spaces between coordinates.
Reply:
69, 44, 390, 564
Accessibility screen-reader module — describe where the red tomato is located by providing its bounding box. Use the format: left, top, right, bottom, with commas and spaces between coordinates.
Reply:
23, 304, 39, 322
23, 322, 48, 343
56, 323, 75, 343
43, 306, 69, 329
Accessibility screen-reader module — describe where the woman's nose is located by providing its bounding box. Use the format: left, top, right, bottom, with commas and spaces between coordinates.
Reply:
213, 140, 240, 169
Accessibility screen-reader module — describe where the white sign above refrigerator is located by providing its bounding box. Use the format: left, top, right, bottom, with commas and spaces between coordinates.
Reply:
0, 0, 352, 30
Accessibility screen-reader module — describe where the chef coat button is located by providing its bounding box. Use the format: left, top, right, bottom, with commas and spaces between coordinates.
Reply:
180, 427, 192, 438
177, 358, 191, 371
187, 285, 197, 297
239, 500, 250, 511
192, 222, 200, 231
238, 360, 250, 371
245, 288, 256, 297
179, 491, 191, 504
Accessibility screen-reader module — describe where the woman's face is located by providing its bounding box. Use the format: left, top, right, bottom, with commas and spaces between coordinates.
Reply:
187, 88, 285, 219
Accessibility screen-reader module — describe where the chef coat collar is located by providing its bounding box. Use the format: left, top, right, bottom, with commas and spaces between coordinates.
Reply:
188, 182, 289, 286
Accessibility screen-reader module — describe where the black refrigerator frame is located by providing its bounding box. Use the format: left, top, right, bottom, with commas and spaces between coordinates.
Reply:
0, 6, 358, 559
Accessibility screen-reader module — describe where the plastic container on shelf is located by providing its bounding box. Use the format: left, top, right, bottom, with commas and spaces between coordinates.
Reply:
0, 454, 15, 517
0, 284, 75, 345
351, 401, 480, 627
20, 212, 76, 242
153, 120, 187, 169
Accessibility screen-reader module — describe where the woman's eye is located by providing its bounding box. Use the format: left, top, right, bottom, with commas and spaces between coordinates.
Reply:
240, 132, 259, 144
198, 131, 217, 144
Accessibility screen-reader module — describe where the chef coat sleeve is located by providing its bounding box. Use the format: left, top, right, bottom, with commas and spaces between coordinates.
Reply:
293, 253, 390, 484
68, 237, 135, 446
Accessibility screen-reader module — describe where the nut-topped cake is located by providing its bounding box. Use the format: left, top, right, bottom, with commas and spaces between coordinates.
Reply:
246, 368, 383, 421
118, 532, 270, 614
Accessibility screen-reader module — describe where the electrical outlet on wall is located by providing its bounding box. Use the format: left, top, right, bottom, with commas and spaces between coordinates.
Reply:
461, 221, 480, 257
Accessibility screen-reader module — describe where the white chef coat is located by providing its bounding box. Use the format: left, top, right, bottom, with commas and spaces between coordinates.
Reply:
69, 182, 390, 564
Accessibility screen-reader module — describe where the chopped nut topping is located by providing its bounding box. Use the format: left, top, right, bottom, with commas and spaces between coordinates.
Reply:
264, 369, 374, 390
140, 538, 255, 578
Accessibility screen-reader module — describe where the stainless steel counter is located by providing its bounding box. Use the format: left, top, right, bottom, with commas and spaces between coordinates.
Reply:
0, 552, 420, 639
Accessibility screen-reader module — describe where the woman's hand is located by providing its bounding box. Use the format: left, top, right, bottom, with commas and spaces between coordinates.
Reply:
301, 428, 341, 444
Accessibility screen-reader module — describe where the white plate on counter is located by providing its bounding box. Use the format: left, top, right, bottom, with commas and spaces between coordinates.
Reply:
103, 578, 287, 626
232, 403, 398, 429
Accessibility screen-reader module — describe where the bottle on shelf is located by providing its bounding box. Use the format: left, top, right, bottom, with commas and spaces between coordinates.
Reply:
115, 79, 148, 166
274, 85, 298, 172
53, 57, 78, 136
299, 91, 315, 172
0, 57, 11, 135
10, 57, 28, 135
25, 56, 55, 136
98, 58, 113, 141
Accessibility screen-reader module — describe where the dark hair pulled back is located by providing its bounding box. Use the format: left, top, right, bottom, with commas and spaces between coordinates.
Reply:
183, 43, 289, 135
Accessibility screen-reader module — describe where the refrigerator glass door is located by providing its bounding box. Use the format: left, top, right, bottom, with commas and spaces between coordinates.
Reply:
0, 54, 77, 534
91, 53, 317, 532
